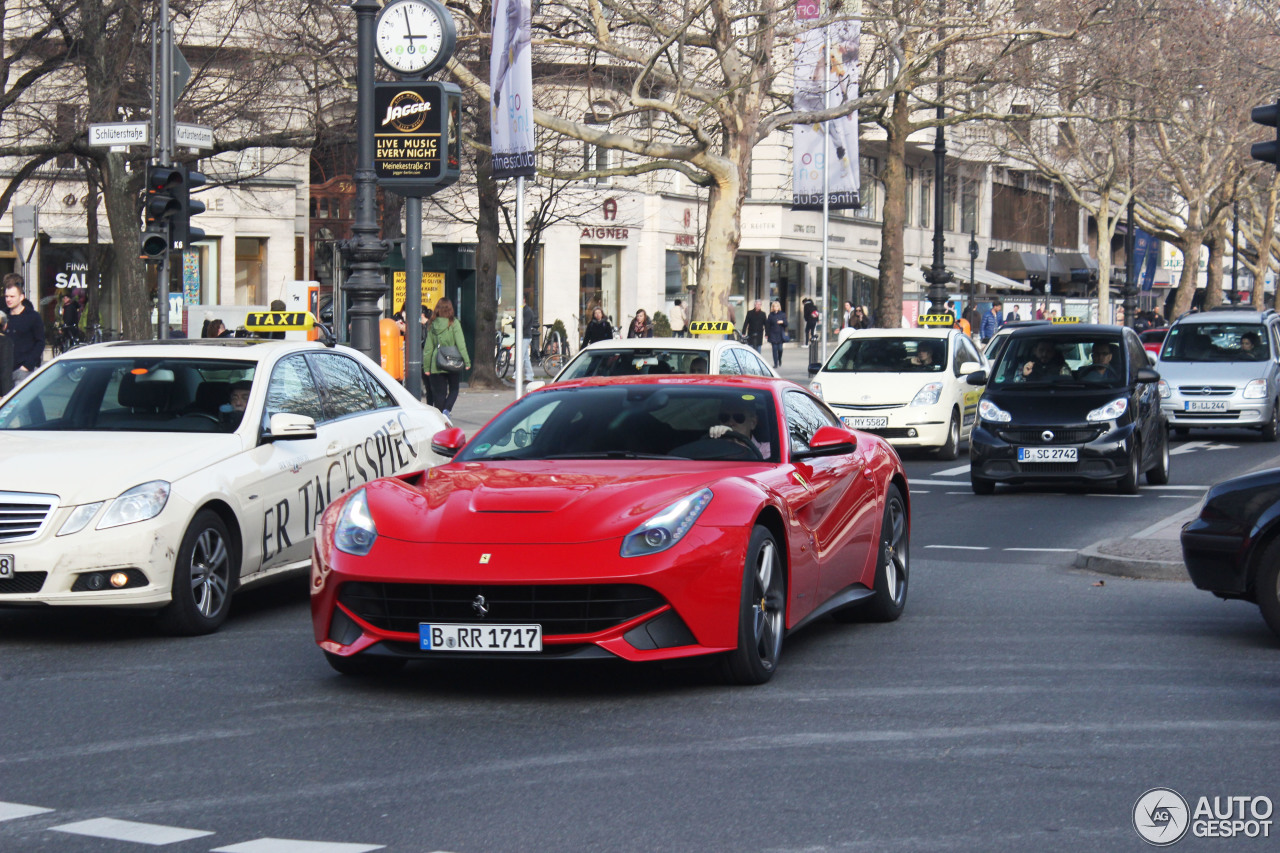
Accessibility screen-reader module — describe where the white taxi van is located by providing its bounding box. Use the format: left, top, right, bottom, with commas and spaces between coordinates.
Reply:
0, 331, 448, 635
809, 327, 985, 459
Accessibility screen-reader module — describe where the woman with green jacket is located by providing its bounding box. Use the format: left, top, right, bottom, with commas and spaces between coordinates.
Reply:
422, 297, 470, 417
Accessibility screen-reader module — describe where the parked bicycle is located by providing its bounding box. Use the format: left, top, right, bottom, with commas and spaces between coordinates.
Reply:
50, 324, 84, 356
494, 322, 571, 379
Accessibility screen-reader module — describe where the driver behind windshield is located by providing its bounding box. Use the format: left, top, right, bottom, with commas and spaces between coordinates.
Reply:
224, 380, 252, 427
708, 397, 770, 458
1017, 340, 1070, 381
1075, 342, 1121, 383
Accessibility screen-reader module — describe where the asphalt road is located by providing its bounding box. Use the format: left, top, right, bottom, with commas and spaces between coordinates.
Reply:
2, 357, 1280, 851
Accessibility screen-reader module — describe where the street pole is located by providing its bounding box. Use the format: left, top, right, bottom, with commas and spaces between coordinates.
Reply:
405, 197, 423, 400
342, 0, 390, 363
156, 0, 172, 339
924, 2, 951, 315
1122, 124, 1138, 327
821, 22, 830, 354
1232, 198, 1239, 302
968, 229, 978, 313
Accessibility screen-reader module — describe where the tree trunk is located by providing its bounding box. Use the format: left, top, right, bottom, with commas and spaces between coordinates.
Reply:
1170, 231, 1204, 319
1205, 227, 1224, 309
1249, 179, 1279, 311
101, 152, 149, 339
692, 162, 741, 325
875, 93, 908, 329
1095, 204, 1112, 322
470, 120, 502, 390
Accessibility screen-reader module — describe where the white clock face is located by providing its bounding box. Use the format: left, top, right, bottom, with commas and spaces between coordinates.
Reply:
376, 0, 444, 74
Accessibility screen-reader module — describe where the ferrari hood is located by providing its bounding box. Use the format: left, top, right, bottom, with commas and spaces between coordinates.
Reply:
367, 462, 736, 545
0, 432, 244, 506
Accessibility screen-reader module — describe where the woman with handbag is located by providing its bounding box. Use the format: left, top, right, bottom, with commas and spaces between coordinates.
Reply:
423, 297, 470, 418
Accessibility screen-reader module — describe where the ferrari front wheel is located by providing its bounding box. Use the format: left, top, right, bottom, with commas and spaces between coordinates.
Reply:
722, 526, 785, 685
861, 484, 909, 622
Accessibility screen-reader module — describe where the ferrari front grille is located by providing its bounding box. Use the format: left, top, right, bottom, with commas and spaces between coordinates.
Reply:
338, 582, 667, 636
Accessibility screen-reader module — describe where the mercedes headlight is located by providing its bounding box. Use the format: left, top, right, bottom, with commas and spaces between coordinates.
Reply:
58, 502, 104, 536
978, 399, 1012, 423
334, 488, 378, 556
621, 488, 712, 558
911, 382, 943, 407
97, 481, 170, 530
1087, 397, 1129, 422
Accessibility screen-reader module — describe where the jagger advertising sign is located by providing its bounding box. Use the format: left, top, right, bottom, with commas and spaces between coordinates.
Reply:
374, 81, 462, 195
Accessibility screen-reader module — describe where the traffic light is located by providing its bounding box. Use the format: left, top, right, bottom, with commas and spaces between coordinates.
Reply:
140, 165, 182, 261
1251, 100, 1279, 170
172, 164, 206, 249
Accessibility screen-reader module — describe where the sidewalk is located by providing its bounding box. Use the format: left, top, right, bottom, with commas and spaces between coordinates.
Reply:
1073, 505, 1194, 582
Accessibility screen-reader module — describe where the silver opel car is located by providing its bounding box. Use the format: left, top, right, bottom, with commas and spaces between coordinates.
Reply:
1156, 308, 1280, 440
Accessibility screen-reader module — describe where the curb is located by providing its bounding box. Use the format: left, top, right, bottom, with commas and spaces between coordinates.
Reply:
1074, 538, 1189, 582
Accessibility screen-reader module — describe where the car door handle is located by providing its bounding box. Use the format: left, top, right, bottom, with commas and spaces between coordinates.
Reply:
326, 441, 344, 457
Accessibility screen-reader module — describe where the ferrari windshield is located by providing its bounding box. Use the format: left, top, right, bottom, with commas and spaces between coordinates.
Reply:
0, 357, 257, 432
990, 336, 1126, 388
558, 348, 714, 379
458, 384, 780, 463
826, 337, 947, 373
1161, 323, 1270, 362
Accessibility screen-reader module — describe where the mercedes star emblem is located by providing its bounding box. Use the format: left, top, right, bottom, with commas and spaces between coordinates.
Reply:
472, 594, 489, 617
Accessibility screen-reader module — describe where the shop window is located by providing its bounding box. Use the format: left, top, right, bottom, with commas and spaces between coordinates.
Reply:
235, 237, 265, 304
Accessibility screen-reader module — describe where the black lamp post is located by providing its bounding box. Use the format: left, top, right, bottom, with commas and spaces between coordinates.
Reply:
968, 229, 978, 308
924, 16, 952, 314
1232, 198, 1239, 302
1121, 124, 1138, 327
341, 0, 391, 361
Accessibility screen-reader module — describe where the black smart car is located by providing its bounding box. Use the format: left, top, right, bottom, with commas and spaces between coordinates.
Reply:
1181, 468, 1280, 640
968, 323, 1169, 494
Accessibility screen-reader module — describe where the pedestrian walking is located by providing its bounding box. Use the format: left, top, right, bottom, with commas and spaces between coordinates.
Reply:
423, 297, 470, 418
842, 300, 855, 329
521, 298, 537, 380
802, 297, 819, 345
744, 299, 767, 352
627, 309, 653, 338
766, 300, 787, 369
582, 306, 613, 347
669, 299, 687, 338
4, 273, 43, 386
980, 299, 1003, 343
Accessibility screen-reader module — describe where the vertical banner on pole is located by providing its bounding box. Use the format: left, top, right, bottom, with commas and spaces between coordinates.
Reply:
792, 1, 861, 211
490, 0, 536, 179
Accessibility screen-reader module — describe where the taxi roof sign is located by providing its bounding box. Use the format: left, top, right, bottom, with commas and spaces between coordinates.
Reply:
1050, 316, 1083, 324
689, 321, 734, 335
917, 313, 956, 328
243, 311, 315, 332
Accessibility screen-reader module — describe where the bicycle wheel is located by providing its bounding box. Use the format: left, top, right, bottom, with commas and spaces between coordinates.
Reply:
541, 341, 564, 377
496, 347, 513, 378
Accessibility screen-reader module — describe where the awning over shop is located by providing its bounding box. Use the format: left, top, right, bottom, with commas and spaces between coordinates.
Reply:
1059, 252, 1099, 281
951, 266, 1033, 292
986, 250, 1071, 281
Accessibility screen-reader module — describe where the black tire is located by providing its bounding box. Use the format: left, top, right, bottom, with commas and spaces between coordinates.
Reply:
156, 510, 236, 636
1254, 540, 1280, 641
1146, 426, 1170, 485
936, 409, 960, 461
324, 650, 407, 676
721, 526, 785, 685
971, 471, 996, 495
835, 484, 909, 623
1117, 439, 1141, 494
1263, 400, 1279, 442
495, 348, 512, 379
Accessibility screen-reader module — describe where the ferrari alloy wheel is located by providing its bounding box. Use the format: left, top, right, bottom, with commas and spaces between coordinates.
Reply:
324, 650, 407, 677
937, 409, 960, 461
722, 526, 785, 685
157, 510, 235, 636
862, 484, 909, 622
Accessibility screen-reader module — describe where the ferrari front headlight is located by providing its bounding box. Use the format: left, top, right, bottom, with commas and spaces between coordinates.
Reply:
97, 481, 170, 530
334, 489, 378, 556
621, 488, 712, 558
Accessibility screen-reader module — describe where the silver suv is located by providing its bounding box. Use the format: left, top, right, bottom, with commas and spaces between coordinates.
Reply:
1156, 308, 1280, 440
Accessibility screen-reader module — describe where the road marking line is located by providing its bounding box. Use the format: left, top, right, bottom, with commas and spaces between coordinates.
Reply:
911, 478, 971, 486
945, 491, 971, 495
1004, 548, 1077, 552
51, 818, 213, 845
211, 840, 385, 853
0, 802, 52, 822
1145, 485, 1208, 490
933, 464, 970, 476
1160, 495, 1200, 499
1170, 441, 1209, 456
911, 490, 931, 494
925, 545, 989, 551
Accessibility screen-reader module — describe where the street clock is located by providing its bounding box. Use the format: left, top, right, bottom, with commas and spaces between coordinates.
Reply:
374, 0, 456, 77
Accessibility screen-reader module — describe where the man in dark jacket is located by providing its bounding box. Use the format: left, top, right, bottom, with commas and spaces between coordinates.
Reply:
4, 273, 43, 385
744, 299, 767, 352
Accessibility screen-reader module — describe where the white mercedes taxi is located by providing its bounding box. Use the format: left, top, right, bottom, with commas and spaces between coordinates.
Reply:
810, 327, 985, 459
0, 337, 448, 634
